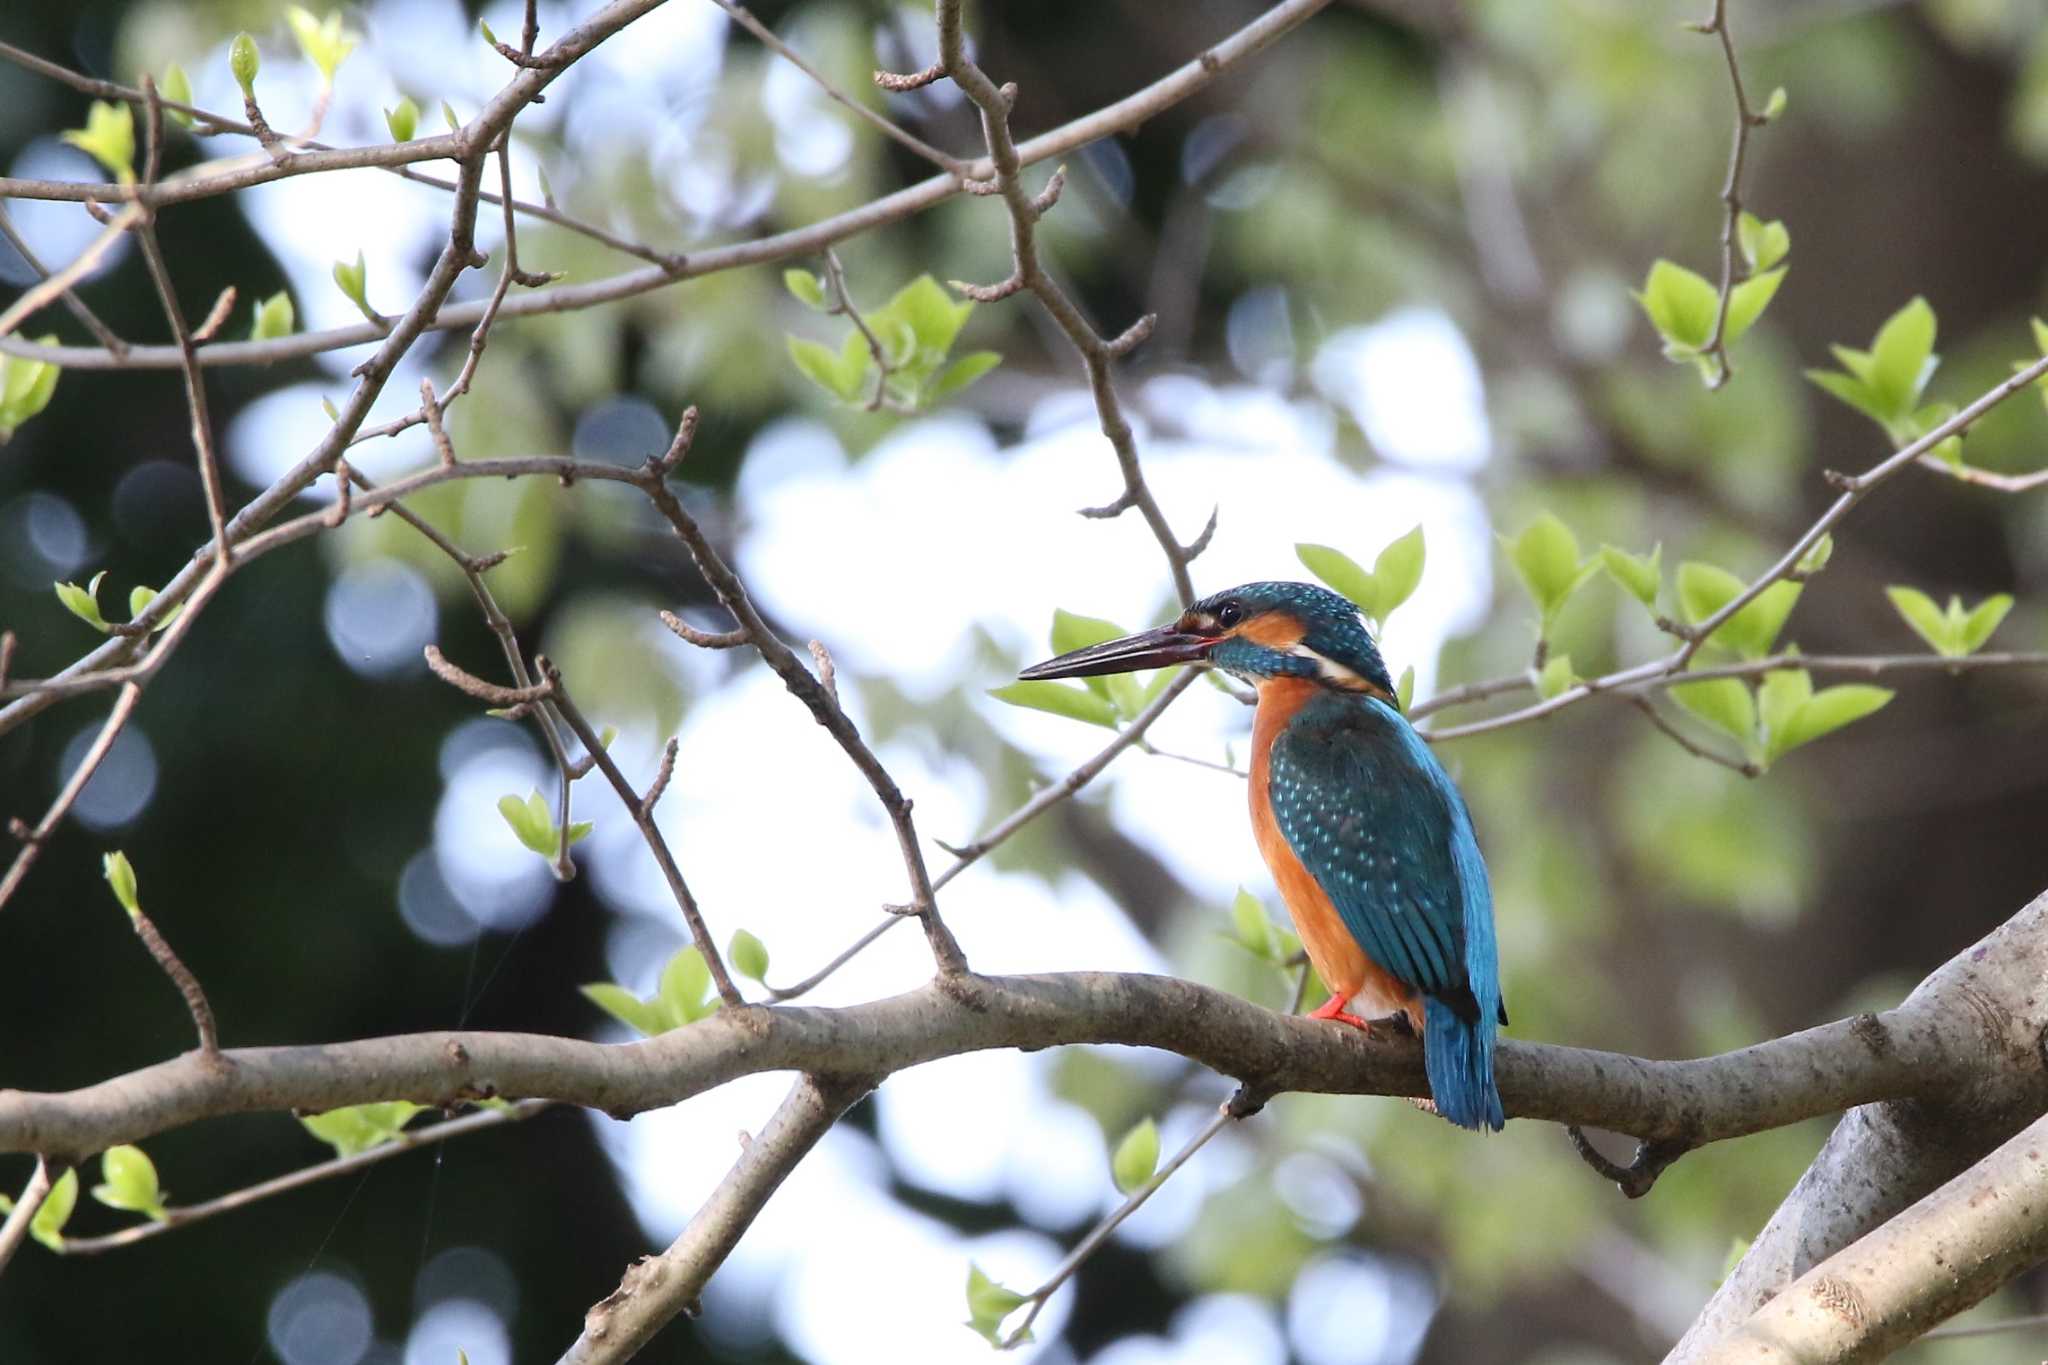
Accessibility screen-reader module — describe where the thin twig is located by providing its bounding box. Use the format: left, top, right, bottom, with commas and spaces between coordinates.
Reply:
0, 682, 142, 912
422, 644, 552, 707
56, 1101, 549, 1255
819, 248, 901, 412
0, 202, 145, 340
1627, 695, 1759, 778
1691, 0, 1766, 391
0, 204, 127, 355
765, 669, 1200, 1001
712, 0, 965, 175
134, 78, 231, 569
1000, 1085, 1268, 1347
0, 0, 1332, 374
0, 1158, 60, 1277
658, 611, 747, 650
936, 0, 1207, 607
538, 657, 744, 1007
126, 905, 219, 1055
631, 442, 969, 978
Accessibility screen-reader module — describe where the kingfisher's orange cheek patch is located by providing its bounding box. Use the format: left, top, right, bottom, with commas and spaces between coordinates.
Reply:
1239, 613, 1306, 648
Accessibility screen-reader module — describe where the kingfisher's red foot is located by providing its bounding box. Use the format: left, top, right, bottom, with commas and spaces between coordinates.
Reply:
1308, 995, 1375, 1031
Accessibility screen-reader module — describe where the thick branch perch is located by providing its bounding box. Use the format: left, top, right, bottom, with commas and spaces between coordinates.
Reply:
3, 888, 2040, 1169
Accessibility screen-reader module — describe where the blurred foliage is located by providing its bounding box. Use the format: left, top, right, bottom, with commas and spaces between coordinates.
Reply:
4, 0, 2048, 1363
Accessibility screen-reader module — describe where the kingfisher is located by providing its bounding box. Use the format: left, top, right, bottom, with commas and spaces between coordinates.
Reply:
1020, 581, 1505, 1130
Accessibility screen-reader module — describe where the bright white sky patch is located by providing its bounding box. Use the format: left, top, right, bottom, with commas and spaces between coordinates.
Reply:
1313, 308, 1491, 472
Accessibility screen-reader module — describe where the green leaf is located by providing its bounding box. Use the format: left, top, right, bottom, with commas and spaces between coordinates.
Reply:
55, 570, 110, 633
1050, 609, 1123, 657
1504, 514, 1596, 627
1048, 609, 1142, 716
928, 350, 1002, 404
442, 100, 460, 133
320, 396, 340, 422
300, 1102, 422, 1158
1761, 86, 1787, 121
0, 341, 62, 441
658, 946, 714, 1027
1536, 653, 1574, 700
1737, 214, 1790, 273
565, 820, 594, 847
1635, 259, 1720, 352
229, 32, 260, 96
729, 928, 770, 983
1771, 684, 1892, 759
1868, 296, 1937, 421
92, 1144, 166, 1221
30, 1168, 78, 1252
1370, 525, 1426, 620
1885, 586, 1953, 655
784, 269, 827, 310
1756, 667, 1813, 765
988, 681, 1120, 729
332, 251, 371, 318
1672, 677, 1756, 745
964, 1263, 1029, 1346
580, 982, 668, 1038
1724, 266, 1786, 344
1958, 594, 2014, 655
60, 101, 136, 185
880, 275, 975, 356
786, 335, 862, 402
1111, 1117, 1161, 1194
479, 18, 499, 45
1795, 534, 1833, 576
1230, 887, 1275, 960
384, 96, 418, 143
1677, 562, 1800, 658
1295, 543, 1381, 620
1805, 367, 1887, 426
1599, 543, 1662, 608
287, 6, 359, 83
497, 790, 557, 857
1395, 664, 1414, 713
251, 290, 295, 341
102, 850, 140, 919
159, 64, 194, 129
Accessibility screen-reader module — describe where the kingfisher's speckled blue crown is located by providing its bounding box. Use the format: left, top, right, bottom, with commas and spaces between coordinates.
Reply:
1193, 582, 1397, 699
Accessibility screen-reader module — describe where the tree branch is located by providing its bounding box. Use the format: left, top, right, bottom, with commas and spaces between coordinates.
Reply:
557, 1073, 870, 1364
1686, 1110, 2048, 1363
4, 887, 2040, 1168
0, 0, 1331, 374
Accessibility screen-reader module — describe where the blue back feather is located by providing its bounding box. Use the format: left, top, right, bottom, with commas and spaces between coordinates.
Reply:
1269, 692, 1504, 1131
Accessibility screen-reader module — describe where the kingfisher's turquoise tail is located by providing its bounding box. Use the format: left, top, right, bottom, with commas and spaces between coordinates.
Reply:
1424, 998, 1504, 1131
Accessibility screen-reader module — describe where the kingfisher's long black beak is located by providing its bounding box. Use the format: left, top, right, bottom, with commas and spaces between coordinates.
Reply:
1019, 624, 1217, 680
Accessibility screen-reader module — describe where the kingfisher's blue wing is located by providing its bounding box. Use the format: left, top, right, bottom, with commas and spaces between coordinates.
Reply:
1268, 691, 1492, 1023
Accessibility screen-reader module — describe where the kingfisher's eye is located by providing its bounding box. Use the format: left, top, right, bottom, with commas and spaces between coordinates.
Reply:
1216, 601, 1243, 628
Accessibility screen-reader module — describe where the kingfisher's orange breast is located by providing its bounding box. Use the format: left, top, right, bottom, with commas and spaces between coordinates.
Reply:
1248, 676, 1422, 1025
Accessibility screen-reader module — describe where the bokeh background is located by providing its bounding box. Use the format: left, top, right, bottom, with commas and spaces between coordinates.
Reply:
4, 0, 2048, 1361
